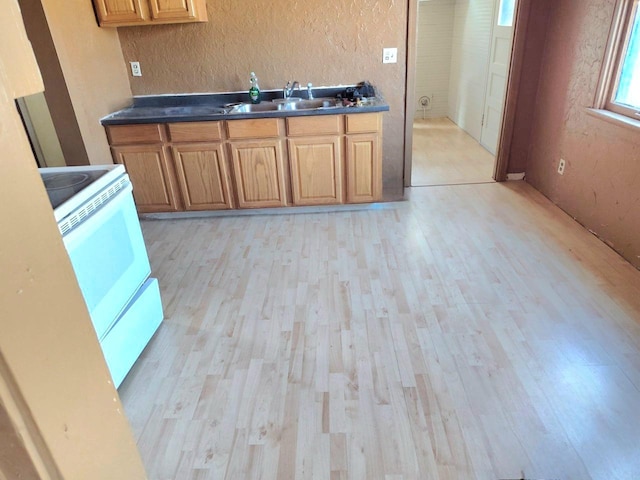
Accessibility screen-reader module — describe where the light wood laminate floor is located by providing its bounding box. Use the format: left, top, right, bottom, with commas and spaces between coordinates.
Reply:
120, 182, 640, 480
412, 118, 495, 186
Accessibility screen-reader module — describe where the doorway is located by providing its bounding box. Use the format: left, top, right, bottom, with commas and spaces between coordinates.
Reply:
412, 117, 495, 185
410, 0, 517, 187
17, 0, 91, 168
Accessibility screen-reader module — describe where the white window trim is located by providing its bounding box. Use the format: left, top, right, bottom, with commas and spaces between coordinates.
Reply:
592, 0, 640, 128
586, 107, 640, 131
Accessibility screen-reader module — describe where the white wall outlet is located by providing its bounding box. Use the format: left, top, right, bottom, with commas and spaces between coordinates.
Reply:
383, 48, 398, 64
558, 158, 566, 175
130, 61, 142, 77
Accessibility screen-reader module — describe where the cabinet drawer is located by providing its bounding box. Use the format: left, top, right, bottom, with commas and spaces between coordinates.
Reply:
168, 122, 223, 142
345, 113, 381, 134
106, 124, 165, 145
287, 115, 342, 136
226, 118, 281, 139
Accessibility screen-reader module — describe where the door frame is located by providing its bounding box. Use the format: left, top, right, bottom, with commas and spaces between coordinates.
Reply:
480, 0, 516, 155
403, 0, 532, 186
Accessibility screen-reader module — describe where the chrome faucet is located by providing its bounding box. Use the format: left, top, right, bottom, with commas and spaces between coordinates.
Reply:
307, 82, 314, 100
283, 81, 300, 99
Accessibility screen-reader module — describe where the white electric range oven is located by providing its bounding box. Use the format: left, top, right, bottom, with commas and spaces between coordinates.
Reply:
40, 164, 163, 387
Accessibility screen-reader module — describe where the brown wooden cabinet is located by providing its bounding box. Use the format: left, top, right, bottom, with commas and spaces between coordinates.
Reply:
108, 122, 235, 212
288, 136, 343, 206
172, 143, 233, 211
228, 139, 287, 208
107, 124, 181, 213
167, 122, 233, 211
286, 116, 344, 206
112, 144, 180, 212
345, 114, 382, 203
105, 112, 382, 213
93, 0, 207, 27
226, 118, 288, 208
345, 134, 381, 203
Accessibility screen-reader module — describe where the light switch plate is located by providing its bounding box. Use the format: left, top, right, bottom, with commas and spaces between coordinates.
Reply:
130, 61, 142, 77
383, 48, 398, 64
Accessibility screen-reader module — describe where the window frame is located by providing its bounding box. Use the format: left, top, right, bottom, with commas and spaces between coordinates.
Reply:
596, 0, 640, 120
497, 0, 516, 27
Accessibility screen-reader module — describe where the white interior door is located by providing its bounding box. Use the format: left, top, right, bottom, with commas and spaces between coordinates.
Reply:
447, 0, 495, 142
480, 0, 517, 155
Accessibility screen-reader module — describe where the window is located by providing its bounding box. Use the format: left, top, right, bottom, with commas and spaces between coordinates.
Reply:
597, 0, 640, 121
498, 0, 516, 27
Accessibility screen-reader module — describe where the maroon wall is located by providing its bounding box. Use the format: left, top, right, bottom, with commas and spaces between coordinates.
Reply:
506, 0, 551, 173
510, 0, 640, 269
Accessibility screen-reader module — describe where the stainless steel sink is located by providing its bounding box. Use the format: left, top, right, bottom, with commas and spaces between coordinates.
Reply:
228, 97, 340, 114
278, 98, 340, 110
163, 105, 228, 116
228, 103, 280, 113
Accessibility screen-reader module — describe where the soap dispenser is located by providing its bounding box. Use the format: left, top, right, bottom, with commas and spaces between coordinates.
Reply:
249, 72, 261, 104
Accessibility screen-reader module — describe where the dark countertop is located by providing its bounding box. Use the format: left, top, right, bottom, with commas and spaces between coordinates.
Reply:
100, 86, 390, 125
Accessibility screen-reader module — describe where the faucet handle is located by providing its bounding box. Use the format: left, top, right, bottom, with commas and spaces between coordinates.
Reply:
307, 82, 313, 100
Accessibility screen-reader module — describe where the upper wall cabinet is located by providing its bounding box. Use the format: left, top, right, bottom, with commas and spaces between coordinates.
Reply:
93, 0, 208, 27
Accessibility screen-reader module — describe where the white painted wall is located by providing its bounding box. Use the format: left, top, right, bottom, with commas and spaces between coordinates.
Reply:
448, 0, 494, 141
414, 0, 455, 119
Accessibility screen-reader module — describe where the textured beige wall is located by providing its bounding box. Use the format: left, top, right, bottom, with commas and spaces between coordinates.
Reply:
39, 0, 132, 165
0, 397, 43, 479
0, 3, 146, 477
118, 0, 408, 197
0, 97, 148, 479
0, 0, 43, 99
523, 0, 640, 269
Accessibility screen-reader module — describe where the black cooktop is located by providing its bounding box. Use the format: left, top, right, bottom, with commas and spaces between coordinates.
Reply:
40, 170, 108, 209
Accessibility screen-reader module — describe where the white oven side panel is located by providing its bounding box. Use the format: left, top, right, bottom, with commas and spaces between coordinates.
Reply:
63, 187, 151, 339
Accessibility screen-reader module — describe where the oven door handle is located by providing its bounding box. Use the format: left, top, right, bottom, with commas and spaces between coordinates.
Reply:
62, 183, 135, 250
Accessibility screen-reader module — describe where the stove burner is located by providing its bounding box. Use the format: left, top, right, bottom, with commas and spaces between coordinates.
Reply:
44, 173, 91, 190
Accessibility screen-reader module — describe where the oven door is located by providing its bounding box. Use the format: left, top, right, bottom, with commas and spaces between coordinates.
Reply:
62, 183, 151, 340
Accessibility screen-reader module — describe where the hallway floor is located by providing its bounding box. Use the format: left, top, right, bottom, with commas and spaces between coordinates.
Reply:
412, 118, 495, 186
120, 182, 640, 479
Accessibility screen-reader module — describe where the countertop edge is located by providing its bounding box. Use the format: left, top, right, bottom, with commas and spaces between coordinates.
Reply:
100, 103, 390, 126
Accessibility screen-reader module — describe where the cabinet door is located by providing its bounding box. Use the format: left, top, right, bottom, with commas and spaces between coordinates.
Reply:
229, 139, 287, 208
346, 134, 382, 203
112, 145, 180, 213
93, 0, 148, 26
288, 136, 343, 206
172, 143, 233, 211
148, 0, 198, 21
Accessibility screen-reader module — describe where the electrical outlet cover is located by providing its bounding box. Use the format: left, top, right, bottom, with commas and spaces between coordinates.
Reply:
558, 159, 565, 175
383, 48, 398, 64
130, 61, 142, 77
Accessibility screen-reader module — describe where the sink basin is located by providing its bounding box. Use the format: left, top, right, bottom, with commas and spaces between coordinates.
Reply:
229, 103, 280, 113
163, 105, 227, 116
228, 97, 340, 114
277, 98, 340, 110
272, 97, 302, 104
